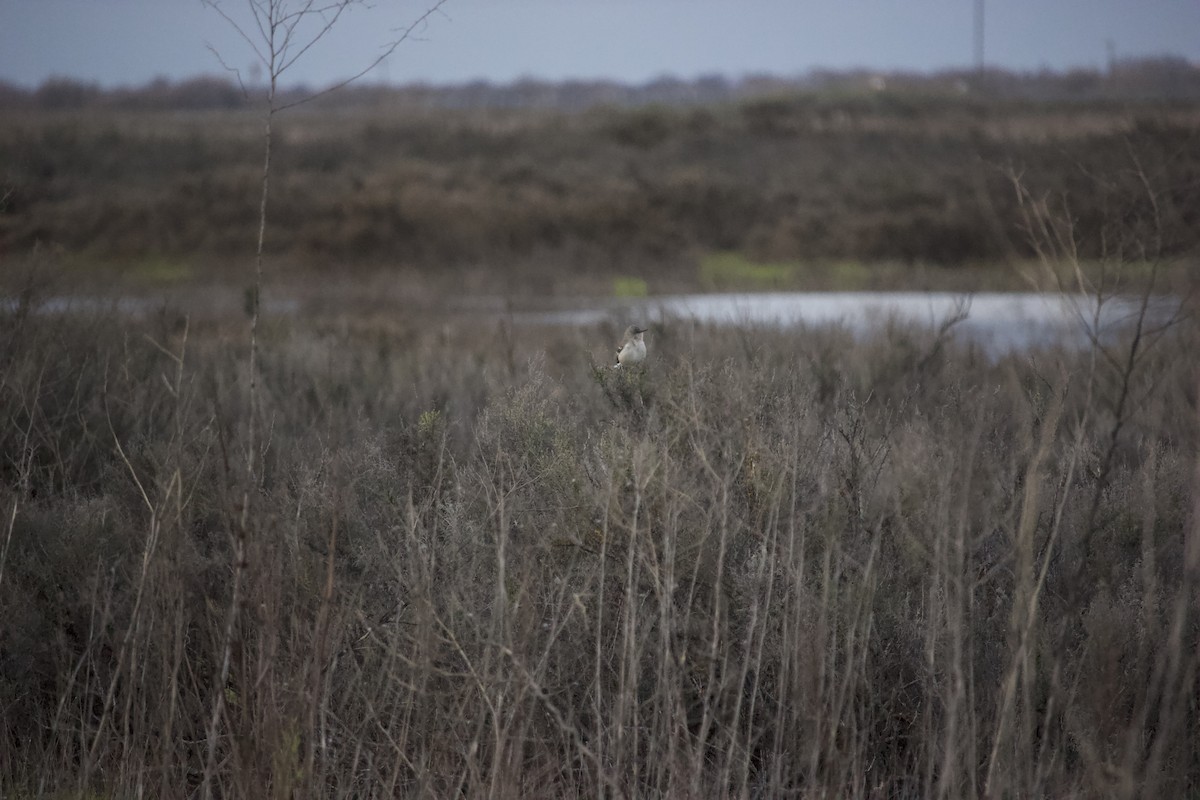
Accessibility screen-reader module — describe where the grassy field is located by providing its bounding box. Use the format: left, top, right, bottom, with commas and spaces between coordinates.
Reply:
2, 76, 1200, 797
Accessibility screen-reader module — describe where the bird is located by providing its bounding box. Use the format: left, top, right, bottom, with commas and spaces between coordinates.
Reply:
613, 325, 647, 368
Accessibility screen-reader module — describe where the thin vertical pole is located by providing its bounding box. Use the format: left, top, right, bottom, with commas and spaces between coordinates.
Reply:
974, 0, 985, 74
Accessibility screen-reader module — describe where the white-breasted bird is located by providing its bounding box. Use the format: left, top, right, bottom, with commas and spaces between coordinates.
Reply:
614, 325, 647, 368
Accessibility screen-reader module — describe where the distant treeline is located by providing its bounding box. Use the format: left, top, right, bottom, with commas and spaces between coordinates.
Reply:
3, 57, 1200, 113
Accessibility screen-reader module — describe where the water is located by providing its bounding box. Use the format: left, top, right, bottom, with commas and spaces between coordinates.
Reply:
519, 292, 1176, 354
5, 290, 1174, 355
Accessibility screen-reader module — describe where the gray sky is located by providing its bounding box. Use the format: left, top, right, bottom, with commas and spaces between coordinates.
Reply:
1, 0, 1197, 89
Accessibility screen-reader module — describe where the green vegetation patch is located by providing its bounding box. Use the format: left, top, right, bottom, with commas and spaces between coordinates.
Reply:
699, 251, 800, 290
127, 255, 192, 284
613, 276, 649, 297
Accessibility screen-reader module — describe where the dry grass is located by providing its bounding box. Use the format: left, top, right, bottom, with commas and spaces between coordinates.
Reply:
2, 93, 1198, 291
1, 286, 1197, 798
2, 69, 1198, 798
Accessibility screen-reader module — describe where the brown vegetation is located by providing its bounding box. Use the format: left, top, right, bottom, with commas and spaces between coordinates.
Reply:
0, 278, 1197, 796
2, 67, 1199, 797
2, 76, 1198, 289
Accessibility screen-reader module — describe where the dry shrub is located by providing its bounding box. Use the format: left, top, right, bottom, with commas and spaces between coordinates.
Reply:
2, 298, 1197, 797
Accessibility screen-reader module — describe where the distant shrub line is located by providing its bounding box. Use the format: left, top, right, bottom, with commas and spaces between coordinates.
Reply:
2, 91, 1197, 279
4, 57, 1200, 113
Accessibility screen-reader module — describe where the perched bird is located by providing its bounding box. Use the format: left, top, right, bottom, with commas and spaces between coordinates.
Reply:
614, 325, 647, 368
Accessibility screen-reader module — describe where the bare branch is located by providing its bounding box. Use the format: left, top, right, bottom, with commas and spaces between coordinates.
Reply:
205, 43, 251, 97
276, 1, 355, 77
275, 0, 451, 111
201, 0, 269, 69
248, 0, 272, 58
207, 0, 450, 110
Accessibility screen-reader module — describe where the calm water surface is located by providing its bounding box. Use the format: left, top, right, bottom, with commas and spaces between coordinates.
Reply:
520, 292, 1173, 354
5, 291, 1173, 355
